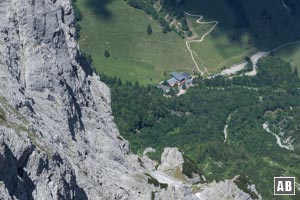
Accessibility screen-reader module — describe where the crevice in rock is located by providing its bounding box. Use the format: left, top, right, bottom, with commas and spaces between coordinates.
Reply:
76, 50, 93, 76
52, 152, 63, 167
65, 82, 84, 140
0, 142, 35, 200
72, 175, 88, 200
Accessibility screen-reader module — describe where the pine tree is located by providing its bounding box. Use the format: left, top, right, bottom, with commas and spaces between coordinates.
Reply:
147, 24, 153, 35
294, 67, 298, 77
104, 50, 110, 58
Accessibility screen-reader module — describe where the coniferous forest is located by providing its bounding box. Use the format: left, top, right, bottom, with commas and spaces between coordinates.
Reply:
101, 56, 300, 198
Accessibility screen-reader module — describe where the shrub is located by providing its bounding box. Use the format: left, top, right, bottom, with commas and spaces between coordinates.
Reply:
145, 173, 168, 189
147, 24, 153, 35
104, 50, 110, 58
182, 155, 202, 178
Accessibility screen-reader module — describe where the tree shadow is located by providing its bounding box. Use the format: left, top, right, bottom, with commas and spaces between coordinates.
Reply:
184, 0, 300, 50
84, 0, 114, 20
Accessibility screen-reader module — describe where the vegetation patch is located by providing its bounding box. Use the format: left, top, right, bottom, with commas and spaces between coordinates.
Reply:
103, 56, 300, 199
182, 155, 202, 179
274, 43, 300, 77
126, 0, 189, 37
138, 157, 145, 168
145, 173, 168, 189
0, 97, 29, 125
234, 175, 259, 200
0, 97, 51, 157
71, 0, 83, 40
76, 0, 300, 82
0, 106, 6, 123
76, 0, 194, 84
151, 191, 155, 200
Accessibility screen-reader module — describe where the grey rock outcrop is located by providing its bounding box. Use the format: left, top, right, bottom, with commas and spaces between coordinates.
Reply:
0, 0, 154, 198
158, 147, 184, 173
194, 179, 262, 200
0, 0, 261, 199
157, 148, 202, 184
150, 148, 261, 200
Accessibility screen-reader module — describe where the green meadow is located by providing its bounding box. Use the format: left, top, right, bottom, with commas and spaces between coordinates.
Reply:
77, 0, 300, 83
184, 0, 300, 74
77, 0, 194, 85
185, 0, 254, 74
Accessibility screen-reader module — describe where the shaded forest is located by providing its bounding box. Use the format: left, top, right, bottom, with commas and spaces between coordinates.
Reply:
101, 56, 300, 199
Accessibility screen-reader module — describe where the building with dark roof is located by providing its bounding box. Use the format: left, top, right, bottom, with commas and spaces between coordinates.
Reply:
181, 72, 192, 80
157, 85, 170, 93
164, 71, 194, 87
181, 72, 193, 84
167, 77, 178, 87
171, 72, 185, 82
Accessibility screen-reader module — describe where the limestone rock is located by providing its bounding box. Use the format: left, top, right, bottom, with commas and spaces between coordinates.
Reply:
158, 147, 184, 172
194, 179, 262, 200
0, 0, 154, 198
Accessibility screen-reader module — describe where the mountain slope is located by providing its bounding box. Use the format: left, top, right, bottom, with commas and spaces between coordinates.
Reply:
0, 0, 261, 199
0, 0, 157, 198
78, 0, 300, 81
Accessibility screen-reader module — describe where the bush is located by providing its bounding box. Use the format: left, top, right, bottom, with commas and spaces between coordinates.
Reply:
182, 156, 202, 178
234, 175, 259, 199
145, 173, 168, 189
163, 26, 169, 33
126, 0, 189, 36
71, 0, 83, 40
147, 24, 153, 35
104, 50, 110, 58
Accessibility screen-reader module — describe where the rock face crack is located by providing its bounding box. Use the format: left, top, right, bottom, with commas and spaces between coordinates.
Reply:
0, 141, 35, 200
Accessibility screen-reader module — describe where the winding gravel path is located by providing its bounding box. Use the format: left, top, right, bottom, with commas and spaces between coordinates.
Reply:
184, 11, 300, 77
244, 51, 269, 76
185, 12, 218, 75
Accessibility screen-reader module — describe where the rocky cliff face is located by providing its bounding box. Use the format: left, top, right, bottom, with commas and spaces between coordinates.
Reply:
0, 0, 151, 198
0, 0, 260, 199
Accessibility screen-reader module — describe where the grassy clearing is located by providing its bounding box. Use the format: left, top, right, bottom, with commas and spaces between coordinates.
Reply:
77, 0, 300, 83
186, 15, 215, 38
184, 0, 254, 73
188, 31, 253, 74
77, 0, 194, 85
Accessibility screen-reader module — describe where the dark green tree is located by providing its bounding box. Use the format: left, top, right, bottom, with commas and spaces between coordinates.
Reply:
294, 67, 298, 77
169, 88, 176, 96
245, 56, 251, 63
147, 24, 153, 35
104, 50, 110, 58
163, 25, 169, 33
